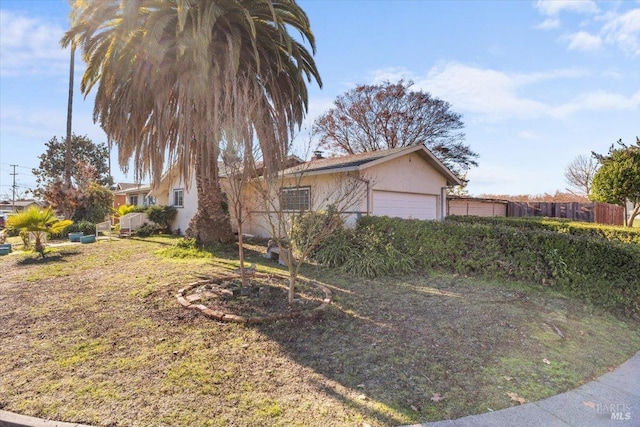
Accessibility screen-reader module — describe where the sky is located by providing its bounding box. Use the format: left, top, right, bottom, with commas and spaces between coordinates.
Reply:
1, 0, 639, 200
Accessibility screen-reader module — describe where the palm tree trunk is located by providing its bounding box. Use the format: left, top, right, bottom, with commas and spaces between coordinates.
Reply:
64, 43, 75, 189
186, 150, 234, 244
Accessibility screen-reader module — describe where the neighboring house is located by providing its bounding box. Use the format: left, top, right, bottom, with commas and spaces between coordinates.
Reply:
112, 183, 154, 210
150, 145, 462, 238
0, 199, 43, 213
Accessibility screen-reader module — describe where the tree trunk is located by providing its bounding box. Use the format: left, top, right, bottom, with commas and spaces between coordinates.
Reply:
186, 151, 234, 244
64, 43, 75, 189
627, 203, 640, 227
288, 274, 296, 305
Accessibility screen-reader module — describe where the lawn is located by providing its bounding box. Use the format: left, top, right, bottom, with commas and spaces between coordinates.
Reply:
0, 236, 638, 426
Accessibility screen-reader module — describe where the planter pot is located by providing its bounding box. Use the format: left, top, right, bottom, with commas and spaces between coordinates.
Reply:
0, 247, 9, 256
80, 235, 96, 244
0, 243, 11, 253
68, 232, 84, 242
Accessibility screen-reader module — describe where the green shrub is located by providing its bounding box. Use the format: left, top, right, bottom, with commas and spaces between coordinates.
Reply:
313, 229, 354, 268
146, 205, 177, 233
176, 237, 198, 249
290, 207, 343, 257
446, 215, 640, 244
50, 220, 96, 240
134, 223, 158, 237
116, 204, 136, 217
312, 215, 640, 318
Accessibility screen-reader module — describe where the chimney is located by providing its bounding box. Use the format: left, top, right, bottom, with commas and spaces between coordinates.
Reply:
313, 150, 324, 160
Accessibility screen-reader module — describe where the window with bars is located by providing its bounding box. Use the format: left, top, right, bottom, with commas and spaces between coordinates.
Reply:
280, 186, 310, 211
173, 189, 184, 207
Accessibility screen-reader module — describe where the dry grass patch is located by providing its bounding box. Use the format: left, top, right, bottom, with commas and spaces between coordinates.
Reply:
0, 236, 638, 426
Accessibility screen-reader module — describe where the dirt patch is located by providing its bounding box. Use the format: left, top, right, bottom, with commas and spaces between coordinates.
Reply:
176, 273, 331, 322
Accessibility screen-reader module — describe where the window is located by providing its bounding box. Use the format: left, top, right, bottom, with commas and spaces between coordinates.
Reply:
173, 189, 184, 207
129, 195, 138, 206
280, 186, 310, 211
143, 195, 156, 206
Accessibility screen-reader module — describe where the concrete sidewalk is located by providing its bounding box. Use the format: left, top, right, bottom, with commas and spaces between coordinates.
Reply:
406, 350, 640, 427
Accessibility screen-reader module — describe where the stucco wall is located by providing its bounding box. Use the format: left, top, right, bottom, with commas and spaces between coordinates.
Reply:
154, 174, 197, 234
365, 152, 448, 220
153, 150, 453, 238
243, 172, 367, 237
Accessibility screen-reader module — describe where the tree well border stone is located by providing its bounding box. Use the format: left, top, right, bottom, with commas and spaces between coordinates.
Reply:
176, 273, 332, 324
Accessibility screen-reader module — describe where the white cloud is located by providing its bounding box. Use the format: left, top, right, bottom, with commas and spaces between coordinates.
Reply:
369, 63, 638, 122
534, 2, 640, 58
0, 10, 68, 77
535, 0, 599, 16
551, 90, 640, 118
565, 31, 602, 51
517, 131, 538, 140
535, 17, 561, 30
601, 8, 640, 57
418, 64, 546, 119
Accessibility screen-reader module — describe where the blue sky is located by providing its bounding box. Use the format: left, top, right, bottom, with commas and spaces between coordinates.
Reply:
1, 0, 639, 200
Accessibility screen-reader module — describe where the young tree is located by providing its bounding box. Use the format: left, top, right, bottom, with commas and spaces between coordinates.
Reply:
221, 136, 257, 295
251, 148, 367, 304
313, 80, 478, 175
63, 0, 321, 245
591, 138, 640, 227
6, 207, 73, 259
564, 154, 598, 198
32, 134, 113, 196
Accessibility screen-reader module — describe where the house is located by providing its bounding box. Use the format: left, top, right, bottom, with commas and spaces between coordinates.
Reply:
150, 145, 462, 238
0, 199, 43, 213
112, 183, 154, 210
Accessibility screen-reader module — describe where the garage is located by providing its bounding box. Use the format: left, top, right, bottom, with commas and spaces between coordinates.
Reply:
372, 190, 438, 220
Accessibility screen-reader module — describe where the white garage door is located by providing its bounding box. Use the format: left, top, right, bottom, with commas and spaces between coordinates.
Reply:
372, 191, 438, 220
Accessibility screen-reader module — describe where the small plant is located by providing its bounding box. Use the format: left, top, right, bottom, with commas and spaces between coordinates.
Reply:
19, 230, 30, 248
134, 223, 158, 237
6, 207, 73, 258
176, 237, 198, 249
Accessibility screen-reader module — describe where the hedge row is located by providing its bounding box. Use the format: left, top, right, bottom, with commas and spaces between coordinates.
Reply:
313, 216, 640, 319
446, 215, 640, 244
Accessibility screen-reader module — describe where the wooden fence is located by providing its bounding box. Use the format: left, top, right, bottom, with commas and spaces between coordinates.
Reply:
506, 202, 624, 225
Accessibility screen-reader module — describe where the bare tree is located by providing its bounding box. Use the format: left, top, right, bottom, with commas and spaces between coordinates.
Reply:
313, 80, 478, 175
220, 133, 258, 295
564, 155, 598, 198
250, 145, 367, 304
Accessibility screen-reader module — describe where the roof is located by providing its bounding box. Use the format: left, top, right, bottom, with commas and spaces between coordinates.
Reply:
448, 196, 509, 204
282, 145, 462, 186
113, 182, 145, 191
113, 184, 151, 195
0, 199, 41, 208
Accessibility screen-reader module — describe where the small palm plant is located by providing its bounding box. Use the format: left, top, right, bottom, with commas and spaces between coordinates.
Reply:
6, 207, 73, 259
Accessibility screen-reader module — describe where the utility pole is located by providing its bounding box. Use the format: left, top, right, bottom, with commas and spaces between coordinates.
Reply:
10, 164, 17, 211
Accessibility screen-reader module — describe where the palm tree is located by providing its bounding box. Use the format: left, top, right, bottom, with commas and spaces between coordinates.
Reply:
64, 42, 75, 189
62, 0, 321, 244
6, 207, 73, 259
